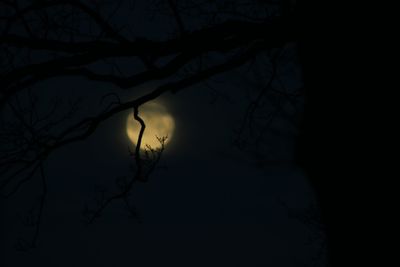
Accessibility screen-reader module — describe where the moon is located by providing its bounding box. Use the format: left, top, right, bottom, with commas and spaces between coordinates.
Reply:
126, 102, 175, 150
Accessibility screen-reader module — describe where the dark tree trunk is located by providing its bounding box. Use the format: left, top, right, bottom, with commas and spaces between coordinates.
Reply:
294, 1, 367, 265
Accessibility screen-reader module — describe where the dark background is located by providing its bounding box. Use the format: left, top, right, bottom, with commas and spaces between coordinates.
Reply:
1, 94, 319, 266
1, 0, 376, 266
1, 65, 322, 266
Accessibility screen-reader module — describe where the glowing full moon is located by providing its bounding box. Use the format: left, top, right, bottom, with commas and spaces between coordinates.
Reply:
126, 102, 175, 150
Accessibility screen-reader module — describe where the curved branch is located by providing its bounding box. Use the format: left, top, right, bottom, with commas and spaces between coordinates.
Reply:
1, 44, 264, 197
133, 105, 145, 181
1, 17, 293, 97
38, 51, 197, 89
86, 107, 145, 223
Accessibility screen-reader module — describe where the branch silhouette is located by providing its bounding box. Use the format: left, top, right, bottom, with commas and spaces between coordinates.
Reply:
0, 0, 303, 250
1, 18, 293, 108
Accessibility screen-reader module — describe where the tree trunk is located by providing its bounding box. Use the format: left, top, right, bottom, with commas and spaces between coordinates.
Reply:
294, 1, 366, 265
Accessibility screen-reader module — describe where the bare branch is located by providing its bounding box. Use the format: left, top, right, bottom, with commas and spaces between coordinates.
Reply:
2, 0, 127, 42
133, 105, 145, 181
85, 106, 146, 223
167, 0, 186, 35
0, 0, 302, 250
1, 18, 293, 107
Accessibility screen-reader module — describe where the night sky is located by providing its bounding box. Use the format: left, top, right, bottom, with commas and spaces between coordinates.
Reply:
1, 1, 327, 266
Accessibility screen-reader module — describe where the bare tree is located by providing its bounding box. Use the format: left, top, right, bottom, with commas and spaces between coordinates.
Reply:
1, 0, 308, 253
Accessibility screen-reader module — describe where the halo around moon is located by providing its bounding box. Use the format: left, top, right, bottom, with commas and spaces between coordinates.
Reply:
126, 102, 175, 150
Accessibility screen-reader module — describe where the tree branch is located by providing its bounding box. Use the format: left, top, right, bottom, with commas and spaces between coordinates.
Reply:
2, 0, 127, 42
168, 0, 186, 35
1, 17, 293, 104
1, 43, 264, 197
86, 106, 145, 223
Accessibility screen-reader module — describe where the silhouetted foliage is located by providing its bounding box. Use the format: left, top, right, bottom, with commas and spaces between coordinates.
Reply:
0, 1, 330, 263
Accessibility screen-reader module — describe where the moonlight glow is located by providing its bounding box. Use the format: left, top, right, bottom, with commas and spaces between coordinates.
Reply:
126, 102, 175, 150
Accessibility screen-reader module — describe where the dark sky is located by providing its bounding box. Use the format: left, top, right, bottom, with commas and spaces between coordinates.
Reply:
1, 83, 322, 266
1, 1, 326, 266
